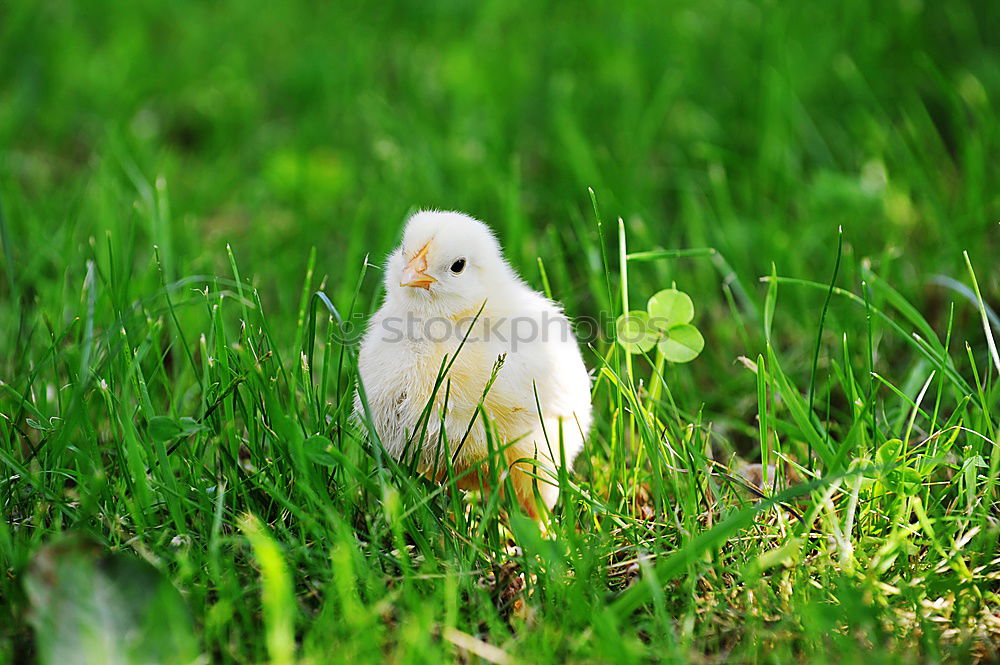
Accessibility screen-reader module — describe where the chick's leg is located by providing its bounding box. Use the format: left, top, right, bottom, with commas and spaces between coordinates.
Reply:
507, 459, 559, 519
506, 418, 584, 518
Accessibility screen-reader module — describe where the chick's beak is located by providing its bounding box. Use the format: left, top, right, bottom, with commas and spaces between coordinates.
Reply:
400, 242, 436, 290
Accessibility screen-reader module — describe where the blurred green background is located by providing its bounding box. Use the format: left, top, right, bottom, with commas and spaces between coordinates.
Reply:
4, 0, 997, 304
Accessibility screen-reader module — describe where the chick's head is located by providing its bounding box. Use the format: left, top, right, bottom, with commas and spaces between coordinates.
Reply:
385, 211, 516, 317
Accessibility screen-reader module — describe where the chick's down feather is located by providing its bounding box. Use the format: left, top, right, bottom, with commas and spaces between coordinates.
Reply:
356, 211, 592, 515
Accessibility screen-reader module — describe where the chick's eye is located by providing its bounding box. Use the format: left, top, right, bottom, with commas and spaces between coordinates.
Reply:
450, 258, 467, 274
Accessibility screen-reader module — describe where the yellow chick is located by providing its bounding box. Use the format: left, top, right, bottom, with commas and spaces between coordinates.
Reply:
356, 211, 592, 516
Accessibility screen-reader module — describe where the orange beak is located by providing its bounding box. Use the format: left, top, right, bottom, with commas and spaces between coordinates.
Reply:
400, 242, 436, 290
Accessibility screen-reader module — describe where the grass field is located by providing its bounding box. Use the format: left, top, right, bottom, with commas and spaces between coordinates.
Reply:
2, 0, 999, 663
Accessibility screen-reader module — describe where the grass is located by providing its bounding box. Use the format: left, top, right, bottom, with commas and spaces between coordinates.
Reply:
2, 0, 999, 663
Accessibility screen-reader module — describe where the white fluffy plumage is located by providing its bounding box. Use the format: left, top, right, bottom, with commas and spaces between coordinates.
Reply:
356, 211, 592, 515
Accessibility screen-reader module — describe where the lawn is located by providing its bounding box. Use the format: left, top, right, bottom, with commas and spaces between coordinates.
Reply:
1, 0, 998, 663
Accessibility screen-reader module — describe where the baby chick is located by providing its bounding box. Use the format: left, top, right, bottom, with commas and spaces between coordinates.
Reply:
356, 211, 592, 515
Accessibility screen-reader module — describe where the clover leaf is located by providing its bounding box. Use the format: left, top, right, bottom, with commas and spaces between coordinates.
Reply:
658, 323, 704, 363
647, 289, 694, 330
615, 310, 659, 354
615, 288, 704, 363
